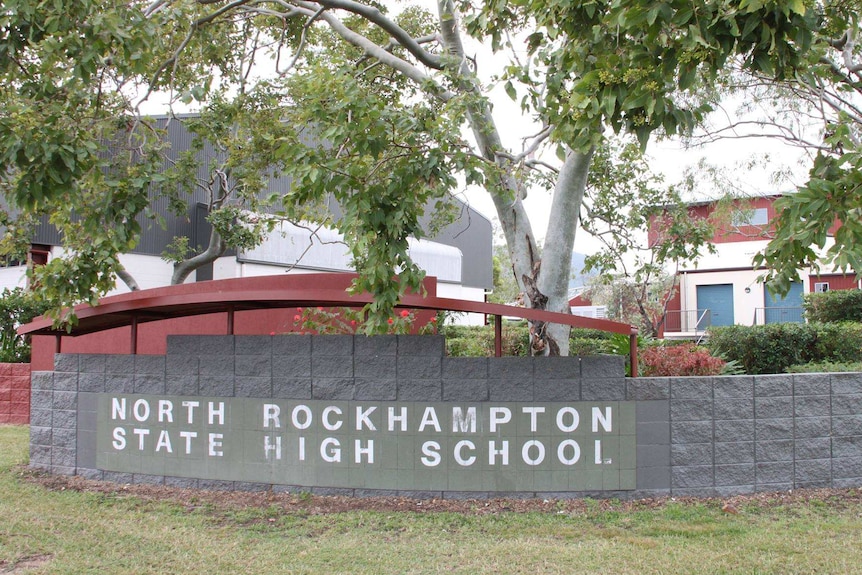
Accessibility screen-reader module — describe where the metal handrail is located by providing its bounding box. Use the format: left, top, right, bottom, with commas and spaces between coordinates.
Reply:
18, 273, 641, 376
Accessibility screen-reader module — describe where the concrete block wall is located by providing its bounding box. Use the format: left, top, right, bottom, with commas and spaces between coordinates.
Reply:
0, 363, 31, 424
27, 335, 862, 498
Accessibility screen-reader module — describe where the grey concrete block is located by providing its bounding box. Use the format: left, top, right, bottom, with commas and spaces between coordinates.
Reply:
672, 443, 713, 466
442, 379, 489, 402
135, 355, 165, 375
795, 459, 831, 483
795, 417, 831, 438
832, 394, 862, 416
165, 375, 199, 395
670, 377, 713, 399
637, 444, 670, 467
236, 355, 272, 378
166, 335, 200, 355
754, 374, 793, 397
52, 466, 76, 477
637, 421, 671, 445
833, 478, 862, 488
714, 419, 754, 443
396, 490, 444, 500
795, 437, 832, 461
715, 464, 755, 487
832, 457, 862, 479
833, 415, 862, 436
626, 378, 670, 401
235, 482, 271, 492
272, 378, 312, 399
443, 491, 492, 500
398, 335, 444, 356
165, 476, 199, 489
755, 418, 794, 440
397, 356, 441, 379
832, 436, 862, 458
53, 372, 78, 392
533, 379, 580, 401
235, 336, 272, 356
714, 376, 753, 399
51, 427, 77, 449
30, 409, 52, 427
671, 421, 713, 444
637, 466, 670, 489
52, 410, 77, 429
755, 440, 794, 462
77, 468, 104, 481
198, 376, 234, 397
756, 461, 793, 484
489, 357, 533, 380
198, 355, 234, 377
672, 487, 720, 498
31, 390, 53, 410
133, 474, 165, 485
52, 391, 77, 411
535, 357, 580, 379
105, 374, 134, 394
581, 355, 625, 379
354, 378, 396, 401
198, 335, 235, 355
106, 355, 136, 374
78, 372, 105, 393
272, 355, 311, 378
30, 426, 52, 446
79, 354, 106, 373
30, 372, 54, 391
796, 480, 832, 489
236, 377, 272, 398
272, 335, 312, 356
354, 355, 396, 379
672, 465, 713, 488
54, 353, 79, 372
489, 378, 533, 402
715, 485, 755, 497
312, 378, 355, 400
134, 374, 166, 395
793, 373, 830, 396
637, 401, 670, 423
397, 379, 442, 401
312, 356, 353, 378
102, 471, 134, 484
714, 398, 754, 420
582, 378, 626, 401
166, 355, 198, 376
198, 479, 236, 491
794, 395, 831, 418
51, 447, 77, 468
354, 335, 397, 356
670, 399, 713, 421
312, 335, 353, 356
755, 396, 794, 419
29, 443, 51, 467
832, 372, 862, 395
443, 357, 489, 379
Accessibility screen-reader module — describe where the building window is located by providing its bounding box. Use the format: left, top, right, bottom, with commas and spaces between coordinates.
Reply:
732, 207, 769, 227
814, 282, 829, 293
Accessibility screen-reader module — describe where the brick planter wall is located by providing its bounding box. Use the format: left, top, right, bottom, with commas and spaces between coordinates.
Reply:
0, 363, 31, 424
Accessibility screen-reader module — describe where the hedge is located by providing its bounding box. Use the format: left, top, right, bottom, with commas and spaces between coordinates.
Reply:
707, 322, 862, 374
442, 324, 614, 357
803, 289, 862, 323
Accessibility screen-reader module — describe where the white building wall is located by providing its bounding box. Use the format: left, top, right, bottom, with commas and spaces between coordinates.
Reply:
0, 266, 27, 291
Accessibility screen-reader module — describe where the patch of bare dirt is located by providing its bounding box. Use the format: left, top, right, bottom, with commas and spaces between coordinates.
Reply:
0, 555, 52, 574
20, 466, 862, 516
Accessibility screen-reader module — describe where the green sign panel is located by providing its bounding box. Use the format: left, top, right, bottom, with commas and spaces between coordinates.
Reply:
97, 395, 637, 491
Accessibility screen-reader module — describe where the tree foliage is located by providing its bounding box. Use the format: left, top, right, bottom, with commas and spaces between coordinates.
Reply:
0, 0, 820, 343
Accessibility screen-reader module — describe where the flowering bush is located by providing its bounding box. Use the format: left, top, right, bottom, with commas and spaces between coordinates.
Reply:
640, 343, 725, 377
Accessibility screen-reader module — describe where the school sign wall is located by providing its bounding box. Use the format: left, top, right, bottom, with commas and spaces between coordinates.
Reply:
29, 334, 862, 498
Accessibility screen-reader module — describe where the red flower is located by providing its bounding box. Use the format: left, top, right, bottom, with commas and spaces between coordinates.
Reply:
430, 317, 437, 323
387, 318, 394, 325
270, 331, 275, 336
294, 315, 301, 321
296, 307, 302, 312
317, 306, 324, 312
350, 320, 357, 326
400, 310, 410, 318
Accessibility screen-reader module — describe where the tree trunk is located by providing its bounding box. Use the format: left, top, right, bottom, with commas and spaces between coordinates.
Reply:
171, 226, 226, 285
116, 266, 140, 292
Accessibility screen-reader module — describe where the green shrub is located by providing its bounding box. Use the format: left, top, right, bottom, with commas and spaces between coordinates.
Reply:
803, 289, 862, 323
786, 361, 862, 373
0, 288, 50, 363
442, 324, 618, 357
708, 322, 862, 375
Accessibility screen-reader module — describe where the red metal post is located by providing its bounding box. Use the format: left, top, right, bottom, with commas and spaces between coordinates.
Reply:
495, 314, 502, 357
629, 332, 638, 378
130, 314, 138, 355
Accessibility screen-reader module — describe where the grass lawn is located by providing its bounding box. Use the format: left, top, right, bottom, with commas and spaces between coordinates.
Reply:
1, 424, 861, 574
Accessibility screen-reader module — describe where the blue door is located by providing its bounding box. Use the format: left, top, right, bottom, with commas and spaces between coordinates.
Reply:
696, 284, 734, 329
764, 281, 803, 324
